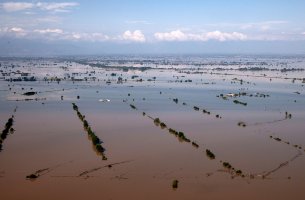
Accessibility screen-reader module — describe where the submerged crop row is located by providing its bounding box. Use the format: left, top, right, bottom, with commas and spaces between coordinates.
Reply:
133, 103, 195, 146
0, 107, 17, 152
0, 116, 14, 151
270, 135, 305, 152
127, 102, 248, 178
239, 111, 293, 127
171, 97, 222, 119
129, 103, 198, 146
72, 103, 107, 160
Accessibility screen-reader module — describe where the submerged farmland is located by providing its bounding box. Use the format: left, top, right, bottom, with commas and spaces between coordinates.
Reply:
0, 55, 305, 200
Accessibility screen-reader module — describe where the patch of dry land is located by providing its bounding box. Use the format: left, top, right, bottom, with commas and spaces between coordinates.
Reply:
1, 55, 305, 200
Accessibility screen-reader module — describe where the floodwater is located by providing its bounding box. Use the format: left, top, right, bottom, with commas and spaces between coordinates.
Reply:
0, 55, 305, 200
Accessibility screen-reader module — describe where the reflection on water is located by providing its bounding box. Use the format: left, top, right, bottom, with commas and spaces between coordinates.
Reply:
0, 56, 305, 200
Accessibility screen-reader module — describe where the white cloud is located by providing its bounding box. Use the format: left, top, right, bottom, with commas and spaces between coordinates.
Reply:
0, 27, 27, 37
91, 33, 110, 41
154, 30, 247, 42
66, 32, 110, 41
34, 29, 63, 34
2, 27, 304, 42
36, 2, 79, 12
1, 2, 79, 12
1, 2, 34, 12
205, 31, 247, 41
0, 27, 111, 41
10, 27, 25, 33
32, 30, 111, 42
122, 30, 146, 42
154, 30, 188, 41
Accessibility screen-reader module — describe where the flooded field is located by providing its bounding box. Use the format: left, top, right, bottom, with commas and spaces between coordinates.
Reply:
1, 55, 305, 200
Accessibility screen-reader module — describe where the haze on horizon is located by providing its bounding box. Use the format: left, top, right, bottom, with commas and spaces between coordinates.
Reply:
0, 0, 305, 56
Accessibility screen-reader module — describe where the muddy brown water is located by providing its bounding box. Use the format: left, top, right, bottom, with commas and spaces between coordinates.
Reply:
1, 61, 305, 200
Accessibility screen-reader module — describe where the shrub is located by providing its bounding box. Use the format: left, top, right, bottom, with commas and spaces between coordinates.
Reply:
154, 118, 161, 124
223, 162, 232, 169
178, 132, 185, 138
91, 135, 101, 145
169, 128, 178, 135
130, 104, 136, 109
192, 142, 199, 148
172, 180, 179, 189
233, 100, 247, 106
184, 138, 191, 142
237, 121, 246, 127
83, 120, 89, 128
193, 106, 200, 111
95, 144, 105, 153
26, 174, 38, 179
160, 122, 167, 128
206, 149, 215, 159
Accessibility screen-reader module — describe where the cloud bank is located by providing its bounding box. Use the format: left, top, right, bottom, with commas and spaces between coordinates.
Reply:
1, 2, 33, 12
121, 30, 146, 42
1, 2, 79, 12
34, 28, 64, 34
154, 30, 247, 42
1, 27, 305, 43
0, 27, 147, 43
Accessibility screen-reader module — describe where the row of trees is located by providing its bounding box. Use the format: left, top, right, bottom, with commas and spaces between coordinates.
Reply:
0, 116, 15, 151
72, 103, 107, 160
127, 101, 246, 178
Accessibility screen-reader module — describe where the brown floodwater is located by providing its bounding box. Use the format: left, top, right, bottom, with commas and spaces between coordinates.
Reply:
1, 59, 305, 200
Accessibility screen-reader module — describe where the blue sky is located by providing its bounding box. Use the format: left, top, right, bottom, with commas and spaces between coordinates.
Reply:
1, 0, 305, 55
